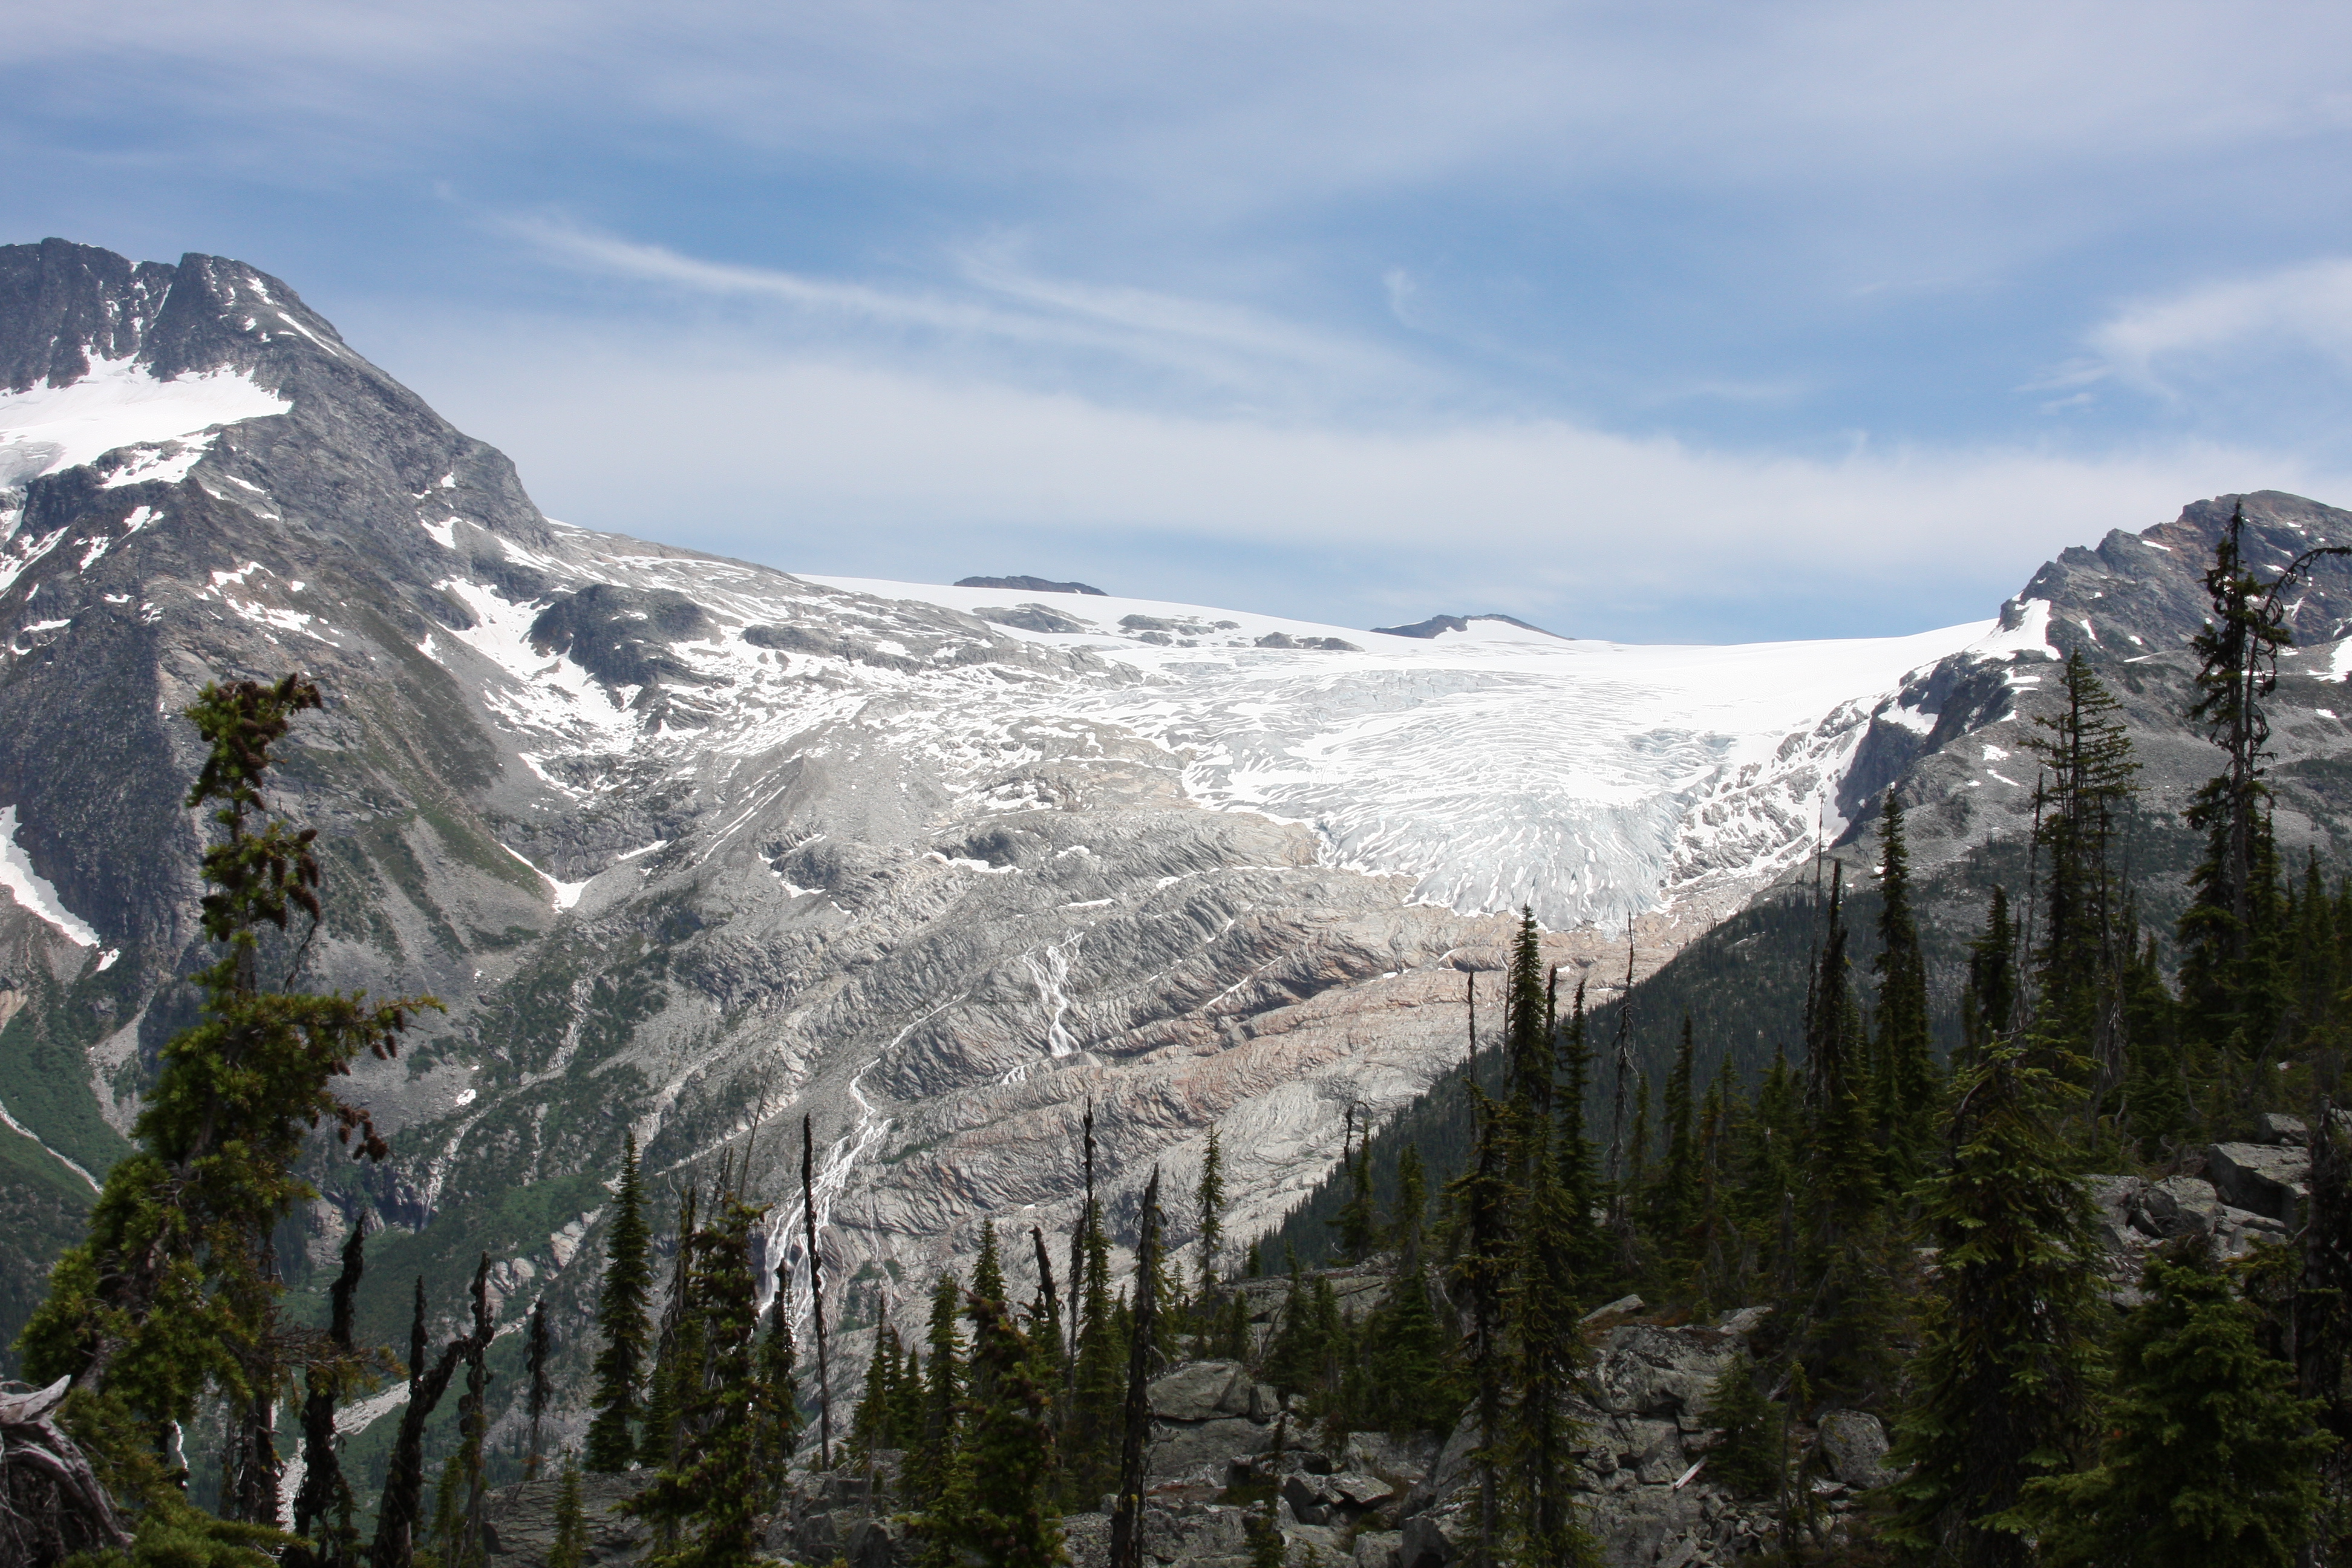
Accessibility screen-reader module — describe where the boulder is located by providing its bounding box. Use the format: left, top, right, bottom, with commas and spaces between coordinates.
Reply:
2207, 1142, 2311, 1224
844, 1515, 909, 1568
1587, 1324, 1737, 1422
1149, 1416, 1275, 1483
2256, 1111, 2310, 1146
2134, 1176, 2221, 1239
482, 1470, 654, 1566
1399, 1503, 1474, 1568
1341, 1431, 1440, 1488
1063, 1511, 1112, 1568
1152, 1361, 1254, 1422
1353, 1529, 1403, 1568
1817, 1410, 1894, 1489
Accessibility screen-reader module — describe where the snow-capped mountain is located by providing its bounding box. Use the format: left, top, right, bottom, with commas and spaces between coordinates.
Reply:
4, 239, 2351, 1423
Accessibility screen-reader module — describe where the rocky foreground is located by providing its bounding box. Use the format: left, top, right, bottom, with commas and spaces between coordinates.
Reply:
472, 1115, 2333, 1568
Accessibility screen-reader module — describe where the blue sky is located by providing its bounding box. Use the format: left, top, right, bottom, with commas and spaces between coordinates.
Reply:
11, 2, 2352, 642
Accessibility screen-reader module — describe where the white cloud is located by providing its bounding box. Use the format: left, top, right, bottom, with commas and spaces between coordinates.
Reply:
360, 312, 2344, 638
509, 215, 1408, 400
2085, 257, 2352, 390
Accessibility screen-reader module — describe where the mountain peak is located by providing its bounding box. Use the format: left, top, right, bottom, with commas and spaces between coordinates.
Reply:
953, 574, 1106, 596
1370, 612, 1568, 642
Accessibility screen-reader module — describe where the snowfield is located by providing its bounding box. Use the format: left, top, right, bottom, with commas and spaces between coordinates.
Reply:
413, 541, 2008, 931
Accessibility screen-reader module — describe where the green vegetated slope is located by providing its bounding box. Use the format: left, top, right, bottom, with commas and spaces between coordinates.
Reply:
1264, 798, 2210, 1270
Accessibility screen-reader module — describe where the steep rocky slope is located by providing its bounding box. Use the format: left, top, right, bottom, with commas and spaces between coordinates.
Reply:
3, 240, 2348, 1454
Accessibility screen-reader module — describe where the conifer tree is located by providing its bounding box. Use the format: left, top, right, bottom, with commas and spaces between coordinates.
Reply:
1886, 1040, 2102, 1567
1872, 790, 1939, 1191
1649, 1016, 1699, 1263
2022, 1234, 2332, 1568
1443, 1091, 1514, 1566
1504, 907, 1553, 1127
1328, 1106, 1379, 1263
1502, 1132, 1597, 1568
1109, 1169, 1166, 1568
623, 1197, 774, 1568
755, 1257, 800, 1490
1705, 1351, 1781, 1499
638, 1186, 702, 1471
21, 676, 431, 1509
547, 1454, 589, 1568
292, 1218, 371, 1562
909, 1270, 965, 1504
525, 1296, 551, 1480
585, 1133, 653, 1472
1195, 1126, 1226, 1314
2024, 652, 2140, 1112
923, 1293, 1064, 1568
1359, 1155, 1454, 1436
975, 1221, 1005, 1307
1961, 887, 2018, 1067
2176, 501, 2325, 1062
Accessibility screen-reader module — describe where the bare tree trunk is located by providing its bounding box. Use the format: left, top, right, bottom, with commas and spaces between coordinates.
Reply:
803, 1116, 832, 1469
0, 1377, 129, 1566
1110, 1169, 1164, 1568
371, 1257, 494, 1568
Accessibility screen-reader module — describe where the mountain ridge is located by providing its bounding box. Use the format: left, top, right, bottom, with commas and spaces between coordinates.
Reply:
3, 241, 2350, 1470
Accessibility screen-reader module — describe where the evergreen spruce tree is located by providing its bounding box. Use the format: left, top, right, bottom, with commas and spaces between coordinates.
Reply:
1065, 1197, 1126, 1510
1704, 1351, 1780, 1499
637, 1186, 701, 1471
622, 1197, 773, 1568
1501, 1132, 1597, 1568
547, 1453, 589, 1568
854, 1329, 901, 1454
1795, 863, 1890, 1397
546, 1457, 588, 1568
1504, 907, 1553, 1128
2122, 931, 2189, 1157
1886, 1039, 2103, 1567
1442, 1091, 1514, 1566
1648, 1016, 1699, 1266
1195, 1126, 1227, 1318
19, 677, 431, 1515
1872, 790, 1939, 1192
1328, 1106, 1380, 1263
908, 1270, 965, 1504
2023, 651, 2140, 1114
974, 1221, 1006, 1307
2177, 502, 2325, 1065
923, 1292, 1064, 1568
1961, 887, 2020, 1070
2022, 1234, 2332, 1568
755, 1257, 800, 1494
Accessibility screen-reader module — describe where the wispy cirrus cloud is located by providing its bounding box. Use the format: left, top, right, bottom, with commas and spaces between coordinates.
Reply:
2079, 258, 2352, 391
505, 215, 1417, 404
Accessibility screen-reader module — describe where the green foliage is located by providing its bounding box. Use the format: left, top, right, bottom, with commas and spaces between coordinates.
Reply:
916, 1293, 1063, 1568
547, 1455, 589, 1568
1704, 1351, 1781, 1498
622, 1197, 786, 1568
2021, 1235, 2334, 1568
1886, 1042, 2103, 1567
1870, 791, 1939, 1194
584, 1134, 653, 1472
18, 675, 433, 1522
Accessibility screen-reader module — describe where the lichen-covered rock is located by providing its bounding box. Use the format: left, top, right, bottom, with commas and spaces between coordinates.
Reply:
1152, 1361, 1254, 1422
1817, 1410, 1893, 1489
1149, 1416, 1276, 1484
2207, 1142, 2312, 1223
480, 1470, 654, 1567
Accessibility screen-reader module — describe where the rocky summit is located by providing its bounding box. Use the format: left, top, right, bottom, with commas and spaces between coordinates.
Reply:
4, 235, 2352, 1468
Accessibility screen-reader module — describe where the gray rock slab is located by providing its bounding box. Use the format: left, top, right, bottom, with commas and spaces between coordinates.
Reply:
1149, 1416, 1274, 1483
2135, 1176, 2221, 1238
1152, 1361, 1253, 1421
1353, 1529, 1403, 1568
482, 1470, 654, 1567
1817, 1410, 1893, 1489
2207, 1142, 2311, 1223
